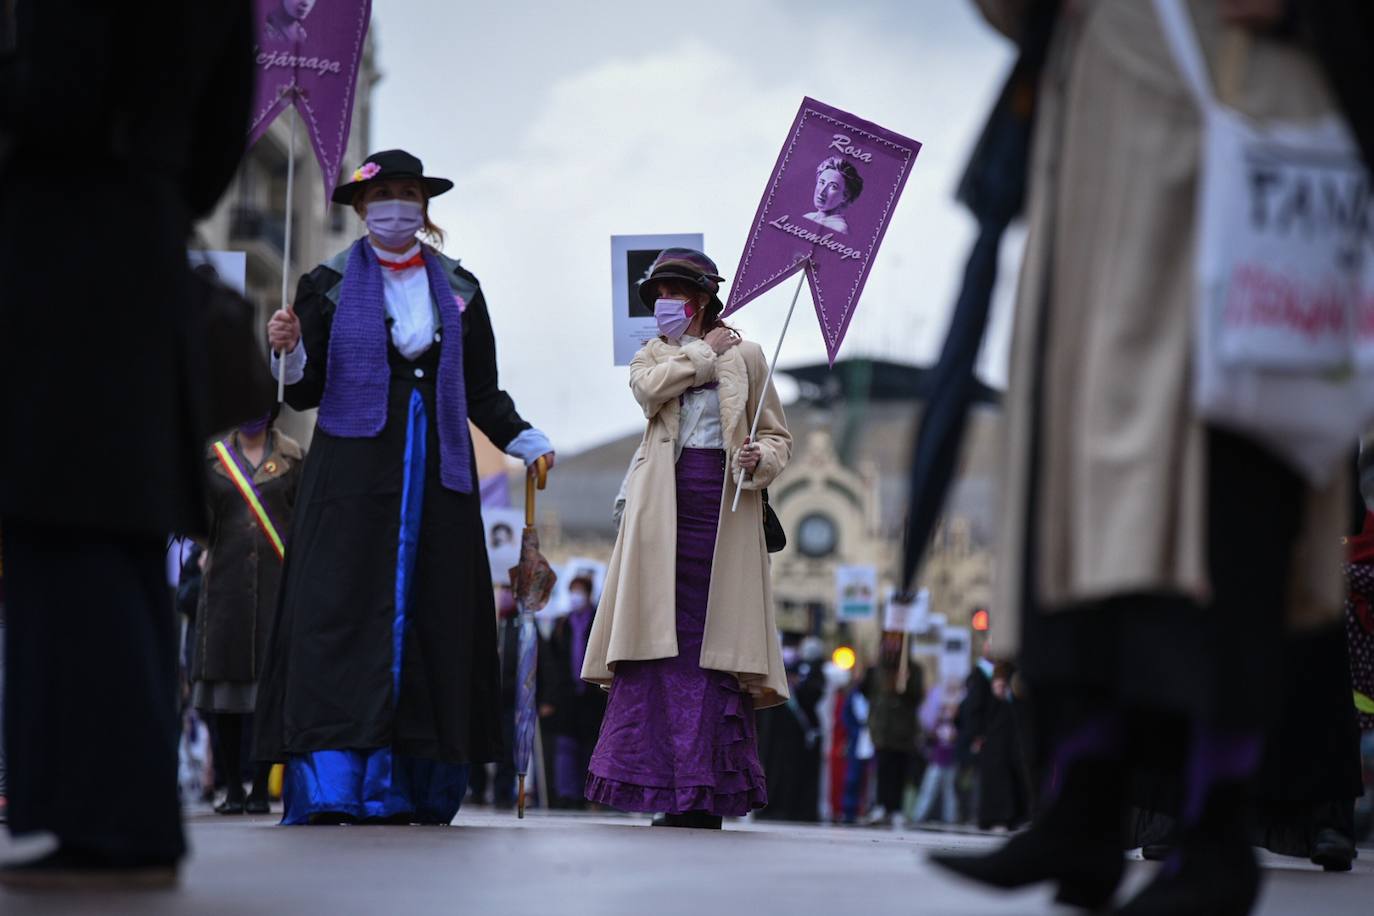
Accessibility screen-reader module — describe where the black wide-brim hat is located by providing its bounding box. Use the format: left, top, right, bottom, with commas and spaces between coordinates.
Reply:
637, 247, 727, 316
331, 149, 454, 205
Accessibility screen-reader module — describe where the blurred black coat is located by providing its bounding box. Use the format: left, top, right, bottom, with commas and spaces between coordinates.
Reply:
756, 662, 825, 822
537, 609, 607, 744
0, 1, 252, 538
191, 430, 304, 686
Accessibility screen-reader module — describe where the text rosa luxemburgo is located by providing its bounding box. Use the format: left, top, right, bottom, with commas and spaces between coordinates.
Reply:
768, 215, 864, 260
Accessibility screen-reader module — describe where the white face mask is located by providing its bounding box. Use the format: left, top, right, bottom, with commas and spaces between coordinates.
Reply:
654, 298, 693, 340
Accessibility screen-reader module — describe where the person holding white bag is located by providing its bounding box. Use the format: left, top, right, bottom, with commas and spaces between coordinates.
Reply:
932, 2, 1374, 914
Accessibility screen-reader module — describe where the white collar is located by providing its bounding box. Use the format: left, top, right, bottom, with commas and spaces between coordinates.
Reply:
369, 239, 422, 264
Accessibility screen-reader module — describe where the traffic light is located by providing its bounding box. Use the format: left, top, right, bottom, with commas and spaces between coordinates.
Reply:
832, 645, 857, 671
971, 608, 990, 632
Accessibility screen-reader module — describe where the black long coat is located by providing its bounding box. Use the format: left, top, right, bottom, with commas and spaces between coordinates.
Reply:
191, 430, 304, 687
253, 250, 533, 766
0, 2, 252, 537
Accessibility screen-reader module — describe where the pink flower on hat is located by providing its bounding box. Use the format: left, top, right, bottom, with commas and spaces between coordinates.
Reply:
352, 162, 381, 183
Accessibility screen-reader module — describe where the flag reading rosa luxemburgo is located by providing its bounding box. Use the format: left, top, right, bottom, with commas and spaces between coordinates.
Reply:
248, 0, 372, 204
724, 98, 921, 365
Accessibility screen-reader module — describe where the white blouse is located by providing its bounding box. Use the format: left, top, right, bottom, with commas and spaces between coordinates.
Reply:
373, 240, 437, 360
675, 334, 723, 460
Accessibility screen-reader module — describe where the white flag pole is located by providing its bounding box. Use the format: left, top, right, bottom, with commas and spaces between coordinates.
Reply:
276, 103, 298, 404
731, 267, 807, 512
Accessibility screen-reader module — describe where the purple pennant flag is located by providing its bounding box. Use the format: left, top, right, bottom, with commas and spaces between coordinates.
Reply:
724, 98, 921, 365
248, 0, 373, 205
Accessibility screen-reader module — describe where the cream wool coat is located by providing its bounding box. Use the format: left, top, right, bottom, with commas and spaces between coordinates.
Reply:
581, 336, 793, 708
977, 0, 1348, 655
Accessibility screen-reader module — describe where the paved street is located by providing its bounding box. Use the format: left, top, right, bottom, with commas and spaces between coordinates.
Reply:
1, 810, 1370, 915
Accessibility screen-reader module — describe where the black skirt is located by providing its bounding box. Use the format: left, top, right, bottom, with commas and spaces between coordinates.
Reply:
254, 343, 502, 765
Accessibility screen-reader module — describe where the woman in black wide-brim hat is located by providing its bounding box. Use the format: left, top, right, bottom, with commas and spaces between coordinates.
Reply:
254, 149, 555, 825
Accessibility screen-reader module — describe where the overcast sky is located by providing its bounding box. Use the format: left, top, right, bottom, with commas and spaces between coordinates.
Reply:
367, 0, 1020, 454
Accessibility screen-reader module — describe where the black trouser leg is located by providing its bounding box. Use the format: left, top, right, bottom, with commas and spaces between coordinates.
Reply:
2, 522, 185, 862
248, 763, 272, 801
876, 750, 908, 812
215, 714, 246, 800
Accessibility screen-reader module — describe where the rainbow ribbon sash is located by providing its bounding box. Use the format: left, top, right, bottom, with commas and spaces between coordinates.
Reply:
213, 440, 285, 562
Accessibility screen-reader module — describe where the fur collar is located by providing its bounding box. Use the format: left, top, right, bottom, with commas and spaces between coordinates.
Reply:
641, 337, 750, 449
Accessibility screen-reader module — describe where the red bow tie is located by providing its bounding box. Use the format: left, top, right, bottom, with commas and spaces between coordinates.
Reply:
378, 253, 425, 272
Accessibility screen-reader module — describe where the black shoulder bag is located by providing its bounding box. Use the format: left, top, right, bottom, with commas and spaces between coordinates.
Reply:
762, 488, 786, 553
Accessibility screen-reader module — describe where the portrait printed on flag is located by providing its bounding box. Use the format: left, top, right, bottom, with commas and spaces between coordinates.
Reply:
262, 0, 317, 46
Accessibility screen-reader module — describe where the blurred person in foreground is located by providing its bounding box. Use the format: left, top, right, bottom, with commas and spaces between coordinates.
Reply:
931, 1, 1374, 914
0, 1, 252, 888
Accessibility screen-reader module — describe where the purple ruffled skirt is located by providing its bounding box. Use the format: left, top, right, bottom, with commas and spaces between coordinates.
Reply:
585, 448, 768, 817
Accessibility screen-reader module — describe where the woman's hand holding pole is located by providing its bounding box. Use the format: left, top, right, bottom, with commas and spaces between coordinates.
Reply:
268, 304, 301, 401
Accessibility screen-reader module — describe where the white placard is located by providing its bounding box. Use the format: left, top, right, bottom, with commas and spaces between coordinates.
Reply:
188, 249, 247, 295
834, 564, 878, 621
538, 556, 608, 620
483, 508, 524, 587
939, 626, 972, 684
883, 587, 929, 633
611, 233, 704, 366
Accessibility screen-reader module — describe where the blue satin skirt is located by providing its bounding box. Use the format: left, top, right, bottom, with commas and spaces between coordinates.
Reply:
282, 390, 470, 825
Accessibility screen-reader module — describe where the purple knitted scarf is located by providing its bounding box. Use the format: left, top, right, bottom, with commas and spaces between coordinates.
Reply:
317, 238, 473, 493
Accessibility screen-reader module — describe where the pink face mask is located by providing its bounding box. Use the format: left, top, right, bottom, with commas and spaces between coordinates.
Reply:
654, 298, 694, 340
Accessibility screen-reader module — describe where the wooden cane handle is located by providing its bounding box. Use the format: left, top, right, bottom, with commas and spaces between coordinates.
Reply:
525, 456, 549, 527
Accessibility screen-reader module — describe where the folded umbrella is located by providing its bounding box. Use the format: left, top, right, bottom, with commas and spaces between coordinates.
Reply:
509, 457, 554, 818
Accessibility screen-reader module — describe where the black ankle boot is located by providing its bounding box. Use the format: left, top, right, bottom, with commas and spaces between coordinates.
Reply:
1115, 835, 1259, 916
214, 786, 246, 816
1116, 789, 1260, 916
652, 813, 690, 828
929, 757, 1125, 911
1309, 827, 1355, 873
685, 812, 723, 830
